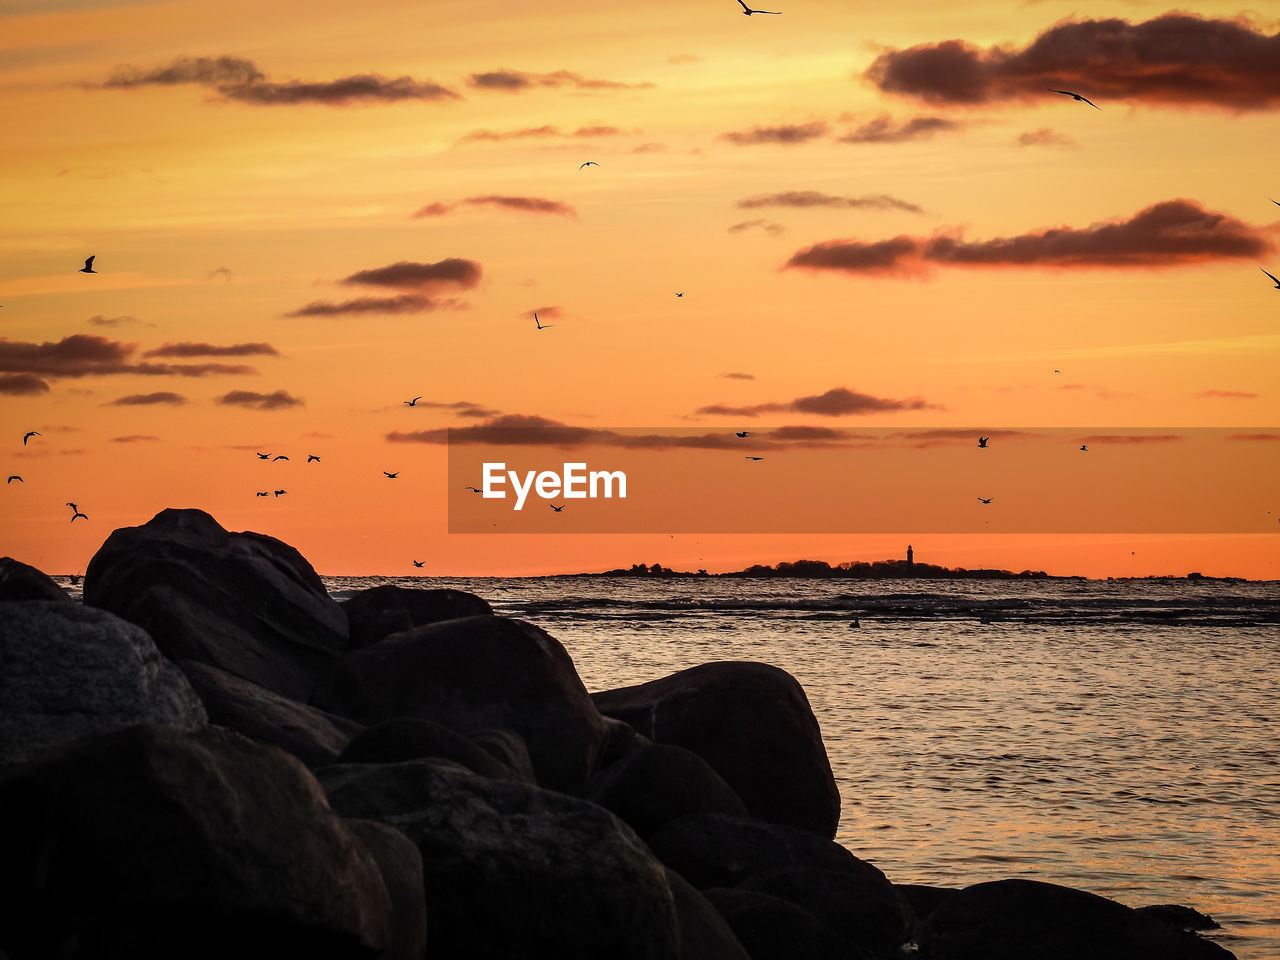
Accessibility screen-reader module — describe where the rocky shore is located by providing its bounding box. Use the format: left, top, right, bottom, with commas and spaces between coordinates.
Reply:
0, 508, 1235, 959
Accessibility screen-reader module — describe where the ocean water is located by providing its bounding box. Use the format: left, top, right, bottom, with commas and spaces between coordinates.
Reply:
324, 575, 1280, 959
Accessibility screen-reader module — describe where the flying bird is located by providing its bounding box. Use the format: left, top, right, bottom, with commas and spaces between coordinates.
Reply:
534, 312, 552, 330
22, 431, 39, 445
737, 0, 781, 13
307, 454, 320, 463
7, 476, 21, 484
465, 486, 482, 493
978, 436, 989, 448
978, 497, 993, 504
404, 396, 422, 406
255, 491, 269, 497
272, 455, 289, 461
1271, 199, 1279, 207
1054, 369, 1061, 374
736, 431, 750, 438
65, 502, 78, 511
413, 560, 425, 568
274, 489, 286, 497
579, 161, 599, 170
256, 452, 270, 460
70, 509, 88, 522
79, 255, 97, 273
384, 471, 399, 478
1261, 267, 1280, 289
745, 456, 764, 461
550, 503, 565, 512
676, 293, 684, 298
1080, 444, 1088, 452
1050, 90, 1099, 109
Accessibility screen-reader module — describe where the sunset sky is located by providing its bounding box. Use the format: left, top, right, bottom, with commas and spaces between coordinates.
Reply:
2, 0, 1278, 578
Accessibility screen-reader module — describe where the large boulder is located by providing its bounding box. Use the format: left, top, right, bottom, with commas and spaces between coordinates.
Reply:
178, 660, 363, 766
341, 585, 493, 650
919, 879, 1236, 960
338, 718, 530, 782
345, 820, 428, 960
592, 661, 839, 837
664, 868, 752, 960
0, 602, 206, 769
314, 616, 606, 793
699, 888, 855, 960
0, 557, 69, 603
320, 758, 680, 959
0, 725, 394, 959
83, 508, 347, 701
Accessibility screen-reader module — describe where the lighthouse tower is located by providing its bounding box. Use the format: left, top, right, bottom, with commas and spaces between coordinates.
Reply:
906, 544, 914, 566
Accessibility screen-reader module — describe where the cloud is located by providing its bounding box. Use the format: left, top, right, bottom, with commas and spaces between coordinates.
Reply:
412, 195, 576, 219
100, 55, 459, 106
216, 389, 303, 410
728, 219, 785, 236
87, 314, 137, 327
466, 68, 652, 92
738, 191, 924, 213
142, 342, 279, 358
632, 142, 666, 153
1078, 434, 1182, 444
208, 267, 233, 281
111, 434, 161, 443
1017, 128, 1075, 147
837, 114, 962, 143
0, 334, 253, 378
525, 306, 563, 320
0, 373, 49, 395
287, 257, 482, 317
106, 392, 187, 406
887, 427, 1043, 448
696, 386, 938, 417
720, 372, 756, 380
1196, 389, 1259, 399
720, 121, 830, 145
785, 200, 1273, 277
458, 124, 622, 143
864, 14, 1280, 111
1228, 432, 1280, 441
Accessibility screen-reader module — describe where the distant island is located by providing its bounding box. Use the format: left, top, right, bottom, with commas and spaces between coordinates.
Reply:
580, 559, 1054, 580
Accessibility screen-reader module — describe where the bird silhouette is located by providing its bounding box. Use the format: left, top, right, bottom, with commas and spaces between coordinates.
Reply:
534, 312, 552, 330
1261, 267, 1280, 289
274, 489, 286, 497
6, 475, 21, 484
737, 0, 781, 13
1080, 444, 1088, 452
307, 454, 320, 463
79, 255, 97, 273
70, 507, 88, 522
978, 497, 993, 504
978, 436, 989, 448
255, 491, 269, 497
1054, 369, 1061, 374
404, 396, 422, 406
736, 431, 750, 438
465, 485, 482, 493
550, 503, 565, 512
66, 502, 78, 511
1050, 89, 1099, 109
272, 455, 289, 461
413, 560, 425, 568
384, 471, 399, 478
579, 161, 599, 170
256, 452, 270, 460
1271, 199, 1279, 207
22, 431, 39, 445
676, 292, 684, 298
745, 456, 764, 461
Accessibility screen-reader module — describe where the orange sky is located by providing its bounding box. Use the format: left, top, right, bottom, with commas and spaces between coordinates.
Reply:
1, 0, 1278, 578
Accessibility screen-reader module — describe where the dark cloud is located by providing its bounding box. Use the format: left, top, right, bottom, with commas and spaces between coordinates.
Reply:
720, 372, 756, 380
289, 257, 482, 317
837, 115, 962, 144
106, 392, 187, 406
785, 200, 1273, 277
102, 55, 264, 88
1228, 432, 1280, 441
412, 196, 576, 219
0, 373, 49, 395
216, 390, 303, 411
111, 435, 161, 443
286, 294, 459, 317
728, 219, 785, 236
696, 386, 937, 417
720, 121, 829, 145
525, 306, 563, 320
142, 342, 278, 358
208, 267, 233, 281
1197, 389, 1259, 399
0, 334, 133, 377
738, 191, 923, 213
87, 314, 137, 327
887, 427, 1043, 447
467, 69, 652, 92
1017, 128, 1075, 147
458, 124, 622, 143
1078, 434, 1183, 444
865, 14, 1280, 111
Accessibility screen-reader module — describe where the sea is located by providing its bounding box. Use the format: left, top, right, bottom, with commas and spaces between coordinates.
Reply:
322, 574, 1279, 959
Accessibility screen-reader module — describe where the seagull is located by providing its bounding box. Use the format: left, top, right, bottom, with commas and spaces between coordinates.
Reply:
534, 312, 552, 330
79, 255, 97, 273
676, 293, 684, 298
412, 560, 425, 568
1050, 89, 1100, 109
307, 454, 320, 463
22, 431, 39, 445
273, 489, 286, 497
404, 396, 422, 406
256, 452, 270, 460
70, 509, 87, 522
579, 161, 599, 170
272, 455, 289, 461
465, 485, 482, 493
550, 503, 565, 512
737, 0, 781, 13
978, 436, 989, 448
1271, 199, 1279, 207
1261, 267, 1280, 289
745, 456, 764, 461
384, 471, 399, 478
255, 491, 269, 497
66, 502, 78, 511
1054, 369, 1061, 374
1080, 444, 1088, 452
978, 497, 993, 504
6, 475, 21, 484
736, 431, 750, 438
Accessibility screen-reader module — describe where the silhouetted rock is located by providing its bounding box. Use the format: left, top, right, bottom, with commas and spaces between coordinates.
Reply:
664, 868, 752, 960
83, 508, 348, 701
700, 888, 854, 960
0, 602, 206, 769
468, 727, 537, 783
341, 584, 493, 650
896, 883, 960, 925
919, 879, 1236, 960
345, 820, 428, 960
1136, 903, 1222, 932
588, 742, 749, 838
337, 717, 529, 782
646, 813, 867, 890
593, 662, 840, 836
320, 758, 680, 959
0, 724, 393, 959
314, 616, 606, 793
738, 866, 910, 958
178, 660, 363, 766
0, 557, 69, 602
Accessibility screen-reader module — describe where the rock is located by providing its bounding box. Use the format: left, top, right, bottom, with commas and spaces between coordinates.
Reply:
593, 661, 839, 837
314, 616, 606, 793
664, 868, 752, 960
341, 585, 493, 650
346, 820, 428, 960
337, 718, 528, 782
320, 758, 680, 959
919, 878, 1237, 960
468, 727, 537, 783
0, 602, 206, 769
0, 557, 70, 602
896, 883, 959, 925
1136, 904, 1222, 931
646, 814, 866, 890
699, 888, 855, 960
738, 866, 910, 958
0, 724, 394, 959
178, 660, 363, 767
588, 742, 749, 838
83, 508, 347, 701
